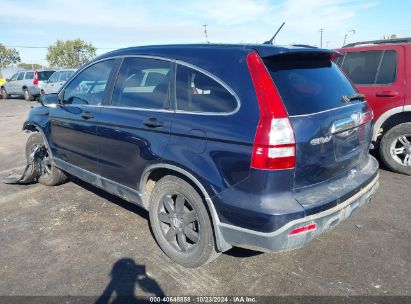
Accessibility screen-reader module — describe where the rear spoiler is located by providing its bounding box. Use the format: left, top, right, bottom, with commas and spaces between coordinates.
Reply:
249, 45, 342, 60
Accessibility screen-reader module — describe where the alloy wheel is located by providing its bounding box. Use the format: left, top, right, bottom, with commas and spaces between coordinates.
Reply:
390, 134, 411, 167
157, 193, 200, 253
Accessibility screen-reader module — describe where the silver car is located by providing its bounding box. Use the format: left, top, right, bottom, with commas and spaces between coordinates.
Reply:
42, 69, 77, 95
1, 70, 55, 101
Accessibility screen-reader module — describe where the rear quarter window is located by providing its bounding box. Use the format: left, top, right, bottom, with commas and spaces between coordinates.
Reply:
175, 65, 238, 113
264, 54, 356, 116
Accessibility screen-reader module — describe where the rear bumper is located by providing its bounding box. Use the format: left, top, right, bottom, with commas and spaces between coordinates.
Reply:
218, 173, 379, 252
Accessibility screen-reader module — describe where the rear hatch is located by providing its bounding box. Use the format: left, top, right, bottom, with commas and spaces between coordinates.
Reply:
262, 51, 373, 189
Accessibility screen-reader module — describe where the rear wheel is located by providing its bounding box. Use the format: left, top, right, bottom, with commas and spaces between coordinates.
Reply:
1, 88, 9, 99
25, 133, 68, 185
23, 89, 34, 101
380, 122, 411, 175
149, 175, 220, 268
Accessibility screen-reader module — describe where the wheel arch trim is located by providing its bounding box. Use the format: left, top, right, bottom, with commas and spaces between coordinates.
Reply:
373, 105, 411, 141
140, 163, 232, 252
22, 121, 53, 159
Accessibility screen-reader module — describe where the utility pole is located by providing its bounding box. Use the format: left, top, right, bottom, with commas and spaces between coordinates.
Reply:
319, 28, 324, 48
202, 24, 209, 43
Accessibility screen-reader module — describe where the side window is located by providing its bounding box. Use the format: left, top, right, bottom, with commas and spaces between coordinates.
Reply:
25, 72, 34, 80
17, 72, 25, 81
175, 65, 237, 113
58, 72, 67, 82
375, 50, 397, 84
341, 50, 383, 85
48, 72, 60, 83
66, 71, 75, 80
112, 57, 171, 109
63, 60, 114, 106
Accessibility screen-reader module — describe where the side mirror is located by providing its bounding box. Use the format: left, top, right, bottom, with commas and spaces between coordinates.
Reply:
39, 93, 60, 107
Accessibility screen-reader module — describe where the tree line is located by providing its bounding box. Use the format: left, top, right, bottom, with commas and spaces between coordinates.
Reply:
0, 39, 97, 69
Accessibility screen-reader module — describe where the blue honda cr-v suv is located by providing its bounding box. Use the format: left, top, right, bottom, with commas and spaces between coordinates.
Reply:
22, 44, 379, 267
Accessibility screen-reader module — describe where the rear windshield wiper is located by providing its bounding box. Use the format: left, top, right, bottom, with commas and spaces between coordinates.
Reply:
341, 93, 365, 103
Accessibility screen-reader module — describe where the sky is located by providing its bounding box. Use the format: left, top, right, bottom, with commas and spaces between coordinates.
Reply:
0, 0, 410, 65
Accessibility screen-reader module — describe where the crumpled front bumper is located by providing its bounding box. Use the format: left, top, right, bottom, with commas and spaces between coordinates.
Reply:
218, 174, 379, 252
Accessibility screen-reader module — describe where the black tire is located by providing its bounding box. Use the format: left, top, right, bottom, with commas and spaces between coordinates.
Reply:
379, 122, 411, 175
23, 89, 34, 101
149, 175, 220, 268
25, 133, 68, 186
1, 88, 9, 99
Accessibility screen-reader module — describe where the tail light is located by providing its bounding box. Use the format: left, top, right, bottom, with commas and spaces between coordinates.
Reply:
33, 70, 38, 86
246, 51, 296, 170
360, 109, 373, 125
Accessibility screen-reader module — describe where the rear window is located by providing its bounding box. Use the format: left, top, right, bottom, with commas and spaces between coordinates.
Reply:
264, 54, 356, 116
337, 50, 397, 85
38, 71, 55, 81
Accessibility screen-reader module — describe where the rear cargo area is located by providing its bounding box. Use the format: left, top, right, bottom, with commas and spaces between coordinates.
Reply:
264, 52, 374, 189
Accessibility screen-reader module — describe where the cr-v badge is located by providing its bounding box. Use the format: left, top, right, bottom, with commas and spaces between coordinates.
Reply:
310, 135, 332, 145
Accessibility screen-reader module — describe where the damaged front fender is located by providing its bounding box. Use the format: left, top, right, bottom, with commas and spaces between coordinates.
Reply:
2, 105, 53, 184
1, 145, 47, 184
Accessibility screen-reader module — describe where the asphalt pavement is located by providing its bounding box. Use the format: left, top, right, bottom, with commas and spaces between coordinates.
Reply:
0, 98, 410, 298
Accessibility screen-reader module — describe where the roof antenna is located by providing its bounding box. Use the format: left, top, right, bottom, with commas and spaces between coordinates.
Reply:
202, 24, 209, 43
263, 22, 285, 45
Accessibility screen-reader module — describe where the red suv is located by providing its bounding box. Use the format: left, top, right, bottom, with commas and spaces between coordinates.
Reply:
337, 38, 411, 175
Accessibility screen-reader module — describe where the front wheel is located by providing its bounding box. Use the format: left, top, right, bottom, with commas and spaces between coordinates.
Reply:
1, 88, 9, 99
380, 122, 411, 175
149, 176, 220, 268
25, 133, 68, 185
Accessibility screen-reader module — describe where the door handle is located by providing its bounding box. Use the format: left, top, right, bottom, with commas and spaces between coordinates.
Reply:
143, 118, 164, 128
81, 112, 94, 119
376, 90, 398, 97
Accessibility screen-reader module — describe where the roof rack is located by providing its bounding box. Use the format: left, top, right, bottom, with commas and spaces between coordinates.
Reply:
343, 37, 411, 48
